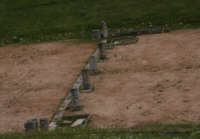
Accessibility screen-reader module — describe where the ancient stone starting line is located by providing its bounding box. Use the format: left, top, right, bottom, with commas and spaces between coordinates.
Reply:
24, 21, 169, 131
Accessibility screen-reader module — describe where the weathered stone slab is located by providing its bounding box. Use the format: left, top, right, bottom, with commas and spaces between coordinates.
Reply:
112, 26, 169, 37
71, 119, 85, 127
63, 120, 72, 124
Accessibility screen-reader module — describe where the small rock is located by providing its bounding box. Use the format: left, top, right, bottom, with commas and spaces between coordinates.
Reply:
71, 119, 85, 127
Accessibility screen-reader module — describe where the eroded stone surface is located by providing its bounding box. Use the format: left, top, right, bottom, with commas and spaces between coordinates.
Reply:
89, 56, 98, 75
70, 88, 83, 111
82, 69, 92, 91
98, 42, 107, 61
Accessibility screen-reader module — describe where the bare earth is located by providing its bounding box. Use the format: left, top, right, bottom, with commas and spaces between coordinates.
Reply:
65, 29, 200, 128
0, 41, 95, 133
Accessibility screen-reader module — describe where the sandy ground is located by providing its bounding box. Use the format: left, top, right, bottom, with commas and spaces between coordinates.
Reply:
0, 41, 95, 133
65, 29, 200, 128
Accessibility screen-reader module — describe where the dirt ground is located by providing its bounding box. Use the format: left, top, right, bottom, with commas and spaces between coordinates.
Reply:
0, 41, 95, 133
65, 29, 200, 128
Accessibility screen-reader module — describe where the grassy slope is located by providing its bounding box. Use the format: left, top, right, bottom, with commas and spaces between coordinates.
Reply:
1, 0, 200, 45
1, 124, 200, 139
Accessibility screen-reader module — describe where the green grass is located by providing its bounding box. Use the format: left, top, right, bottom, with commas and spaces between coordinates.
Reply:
1, 124, 200, 139
1, 0, 200, 46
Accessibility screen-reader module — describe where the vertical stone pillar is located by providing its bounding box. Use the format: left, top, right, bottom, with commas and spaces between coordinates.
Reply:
24, 118, 38, 132
40, 118, 49, 131
92, 29, 101, 40
101, 20, 108, 38
82, 69, 92, 91
162, 24, 169, 33
98, 42, 107, 61
70, 88, 83, 111
89, 56, 98, 75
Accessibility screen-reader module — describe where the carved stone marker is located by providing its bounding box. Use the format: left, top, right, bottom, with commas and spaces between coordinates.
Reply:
82, 69, 93, 92
40, 118, 49, 130
98, 42, 107, 61
92, 29, 101, 40
101, 20, 108, 38
89, 56, 98, 75
24, 118, 38, 132
70, 88, 83, 111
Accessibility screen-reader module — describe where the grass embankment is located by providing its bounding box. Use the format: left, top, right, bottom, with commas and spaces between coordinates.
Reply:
1, 0, 200, 46
1, 124, 200, 139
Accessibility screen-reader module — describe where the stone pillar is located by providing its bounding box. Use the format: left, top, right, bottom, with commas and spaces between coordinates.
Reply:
98, 42, 107, 61
162, 24, 169, 33
70, 88, 83, 111
101, 20, 108, 38
24, 118, 38, 132
82, 69, 92, 91
40, 118, 49, 131
92, 29, 101, 40
89, 56, 98, 75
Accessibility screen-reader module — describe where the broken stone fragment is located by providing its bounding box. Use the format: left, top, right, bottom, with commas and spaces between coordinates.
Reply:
71, 119, 85, 127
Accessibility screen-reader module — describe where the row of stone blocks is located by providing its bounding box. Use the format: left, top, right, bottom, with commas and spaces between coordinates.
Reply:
92, 23, 169, 40
68, 41, 107, 112
25, 21, 109, 131
24, 118, 48, 132
48, 21, 169, 130
68, 21, 109, 112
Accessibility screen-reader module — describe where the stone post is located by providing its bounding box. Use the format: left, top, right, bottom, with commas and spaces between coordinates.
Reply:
70, 88, 83, 111
82, 69, 92, 91
24, 118, 38, 132
98, 42, 107, 61
92, 29, 101, 40
101, 20, 108, 38
89, 56, 98, 75
40, 118, 49, 131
